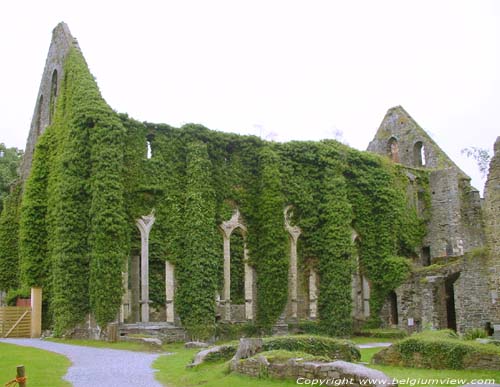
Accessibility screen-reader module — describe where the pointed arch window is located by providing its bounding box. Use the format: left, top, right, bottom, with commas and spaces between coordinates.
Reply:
49, 70, 58, 123
387, 137, 399, 163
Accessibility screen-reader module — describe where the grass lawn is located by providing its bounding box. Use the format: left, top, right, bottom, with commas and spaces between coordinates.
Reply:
359, 347, 500, 387
153, 344, 500, 387
47, 338, 163, 352
154, 344, 298, 387
350, 336, 395, 344
0, 342, 71, 387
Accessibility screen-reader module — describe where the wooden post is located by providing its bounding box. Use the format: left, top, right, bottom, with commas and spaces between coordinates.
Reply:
17, 365, 26, 387
31, 287, 42, 338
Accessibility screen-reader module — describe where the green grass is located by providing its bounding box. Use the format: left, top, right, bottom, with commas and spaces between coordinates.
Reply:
360, 347, 500, 387
154, 344, 500, 387
47, 338, 165, 352
153, 345, 298, 387
0, 342, 71, 387
350, 336, 395, 344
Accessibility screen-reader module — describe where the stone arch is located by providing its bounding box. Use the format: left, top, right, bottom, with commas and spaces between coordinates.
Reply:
413, 141, 426, 167
135, 211, 156, 323
219, 209, 254, 321
351, 230, 370, 323
387, 137, 399, 163
284, 206, 302, 320
49, 69, 58, 124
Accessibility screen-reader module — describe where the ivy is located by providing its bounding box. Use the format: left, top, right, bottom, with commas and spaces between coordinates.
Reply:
174, 140, 219, 338
0, 182, 22, 291
251, 146, 289, 328
2, 44, 427, 337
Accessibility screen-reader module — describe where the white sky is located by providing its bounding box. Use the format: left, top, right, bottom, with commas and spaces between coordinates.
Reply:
0, 0, 498, 193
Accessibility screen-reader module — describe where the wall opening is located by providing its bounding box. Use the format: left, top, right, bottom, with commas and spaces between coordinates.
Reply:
36, 95, 43, 136
387, 137, 399, 163
413, 141, 426, 167
49, 70, 58, 124
388, 291, 399, 325
352, 237, 370, 321
422, 246, 431, 266
146, 135, 154, 159
230, 228, 245, 305
445, 272, 460, 331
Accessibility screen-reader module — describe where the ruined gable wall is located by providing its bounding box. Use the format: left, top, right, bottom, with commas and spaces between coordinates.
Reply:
484, 137, 500, 323
367, 106, 484, 260
20, 22, 78, 180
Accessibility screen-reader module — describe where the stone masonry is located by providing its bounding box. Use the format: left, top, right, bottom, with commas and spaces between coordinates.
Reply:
484, 137, 500, 328
20, 22, 80, 180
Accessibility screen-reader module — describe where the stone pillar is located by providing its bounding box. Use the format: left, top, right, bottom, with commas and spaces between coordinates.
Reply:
309, 269, 318, 319
421, 275, 444, 330
222, 233, 231, 321
244, 244, 254, 320
362, 276, 371, 318
120, 259, 129, 323
130, 255, 140, 322
220, 209, 248, 322
165, 261, 175, 323
30, 287, 42, 338
285, 206, 301, 319
136, 212, 155, 323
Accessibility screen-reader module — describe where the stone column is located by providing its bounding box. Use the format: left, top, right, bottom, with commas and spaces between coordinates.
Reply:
309, 269, 318, 319
285, 206, 301, 319
136, 212, 155, 323
244, 244, 254, 320
120, 259, 129, 323
362, 276, 371, 318
421, 275, 443, 329
165, 261, 175, 323
222, 233, 231, 321
130, 255, 140, 322
220, 209, 248, 322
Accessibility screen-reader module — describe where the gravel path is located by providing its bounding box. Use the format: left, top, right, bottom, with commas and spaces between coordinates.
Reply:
357, 342, 392, 348
0, 338, 164, 387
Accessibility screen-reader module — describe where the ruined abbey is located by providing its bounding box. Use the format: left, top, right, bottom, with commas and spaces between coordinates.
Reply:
0, 23, 498, 340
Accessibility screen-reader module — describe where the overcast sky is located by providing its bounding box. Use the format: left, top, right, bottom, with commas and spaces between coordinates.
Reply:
1, 0, 498, 192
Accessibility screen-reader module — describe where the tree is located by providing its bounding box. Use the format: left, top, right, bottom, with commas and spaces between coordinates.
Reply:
461, 147, 491, 178
0, 143, 23, 212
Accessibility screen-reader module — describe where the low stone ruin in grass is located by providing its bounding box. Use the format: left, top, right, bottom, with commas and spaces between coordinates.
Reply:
190, 336, 395, 386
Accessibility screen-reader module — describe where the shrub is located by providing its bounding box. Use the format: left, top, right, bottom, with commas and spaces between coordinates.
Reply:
6, 287, 31, 306
215, 322, 261, 341
463, 328, 488, 340
373, 330, 500, 370
263, 335, 360, 362
203, 345, 238, 363
357, 328, 408, 339
288, 320, 323, 335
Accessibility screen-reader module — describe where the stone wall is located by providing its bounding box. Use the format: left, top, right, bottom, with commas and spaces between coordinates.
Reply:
484, 137, 500, 325
367, 106, 484, 261
20, 22, 79, 180
233, 358, 395, 386
384, 253, 490, 334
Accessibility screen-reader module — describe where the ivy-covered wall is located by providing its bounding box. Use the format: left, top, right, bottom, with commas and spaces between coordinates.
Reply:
0, 45, 427, 338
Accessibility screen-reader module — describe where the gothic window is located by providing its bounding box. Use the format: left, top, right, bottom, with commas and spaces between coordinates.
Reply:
49, 70, 58, 124
387, 137, 399, 163
413, 141, 426, 167
36, 95, 43, 136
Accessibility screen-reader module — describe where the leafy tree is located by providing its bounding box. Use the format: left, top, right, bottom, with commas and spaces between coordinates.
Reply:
0, 143, 23, 212
461, 147, 491, 178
